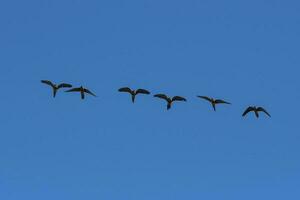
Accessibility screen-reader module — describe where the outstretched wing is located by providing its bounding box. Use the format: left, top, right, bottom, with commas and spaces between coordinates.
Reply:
242, 106, 255, 117
257, 107, 271, 117
154, 94, 169, 102
172, 96, 187, 102
215, 99, 231, 104
41, 80, 55, 87
118, 87, 132, 93
136, 89, 150, 95
65, 88, 81, 93
197, 96, 212, 102
57, 83, 72, 89
84, 88, 97, 97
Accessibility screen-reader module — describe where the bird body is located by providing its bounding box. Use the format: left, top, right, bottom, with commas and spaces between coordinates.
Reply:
154, 94, 186, 110
242, 106, 271, 118
41, 80, 72, 97
197, 96, 231, 111
118, 87, 150, 103
65, 86, 96, 99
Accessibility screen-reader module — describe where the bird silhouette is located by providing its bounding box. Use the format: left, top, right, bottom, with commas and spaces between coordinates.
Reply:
154, 94, 187, 110
242, 106, 271, 118
65, 86, 96, 99
197, 96, 231, 111
118, 87, 150, 103
41, 80, 72, 97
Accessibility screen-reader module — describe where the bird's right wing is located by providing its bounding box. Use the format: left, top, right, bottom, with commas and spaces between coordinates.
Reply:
41, 80, 55, 87
242, 106, 255, 116
154, 94, 169, 102
257, 107, 271, 117
172, 96, 187, 102
118, 87, 132, 93
65, 88, 81, 92
136, 89, 150, 95
197, 96, 212, 102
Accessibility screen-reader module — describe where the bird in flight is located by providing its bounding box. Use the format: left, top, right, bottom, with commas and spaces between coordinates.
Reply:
118, 87, 150, 103
154, 94, 187, 110
65, 86, 97, 99
41, 80, 72, 97
197, 96, 231, 111
242, 106, 271, 118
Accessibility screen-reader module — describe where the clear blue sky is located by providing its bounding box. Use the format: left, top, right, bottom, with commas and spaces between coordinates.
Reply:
0, 0, 299, 199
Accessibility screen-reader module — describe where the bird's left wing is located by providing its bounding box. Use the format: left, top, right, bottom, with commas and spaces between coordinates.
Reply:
257, 107, 271, 117
84, 89, 97, 97
65, 88, 81, 92
58, 83, 73, 89
172, 96, 187, 102
136, 89, 150, 95
215, 99, 231, 104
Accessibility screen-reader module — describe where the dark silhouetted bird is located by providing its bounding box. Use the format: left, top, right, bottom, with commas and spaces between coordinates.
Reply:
118, 87, 150, 103
65, 86, 96, 99
242, 106, 271, 118
154, 94, 187, 110
197, 96, 231, 111
41, 80, 72, 97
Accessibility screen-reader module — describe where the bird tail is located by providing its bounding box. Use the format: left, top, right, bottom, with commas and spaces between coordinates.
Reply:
167, 102, 171, 110
131, 95, 135, 103
53, 89, 57, 98
255, 111, 259, 118
81, 91, 85, 100
212, 103, 216, 111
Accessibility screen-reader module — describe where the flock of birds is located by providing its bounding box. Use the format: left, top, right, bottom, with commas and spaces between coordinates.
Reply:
41, 80, 271, 118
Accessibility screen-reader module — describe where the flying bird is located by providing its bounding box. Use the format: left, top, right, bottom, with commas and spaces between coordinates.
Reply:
197, 96, 231, 111
118, 87, 150, 103
154, 94, 187, 110
41, 80, 72, 97
65, 86, 96, 99
242, 106, 271, 118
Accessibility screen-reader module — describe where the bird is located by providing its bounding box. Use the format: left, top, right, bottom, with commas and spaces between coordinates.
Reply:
41, 80, 72, 97
242, 106, 271, 118
65, 86, 96, 99
118, 87, 150, 103
197, 96, 231, 111
154, 94, 187, 110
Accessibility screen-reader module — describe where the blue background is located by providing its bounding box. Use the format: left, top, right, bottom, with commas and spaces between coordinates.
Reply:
0, 0, 299, 199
